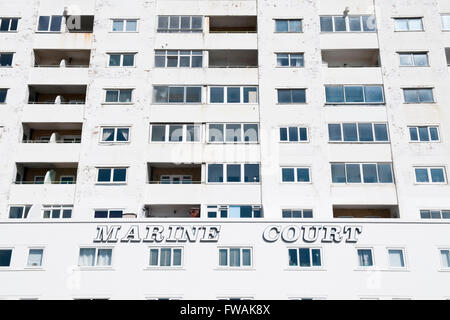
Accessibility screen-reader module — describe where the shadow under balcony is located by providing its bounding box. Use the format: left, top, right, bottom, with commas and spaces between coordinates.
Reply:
333, 205, 399, 219
208, 16, 257, 33
208, 50, 258, 68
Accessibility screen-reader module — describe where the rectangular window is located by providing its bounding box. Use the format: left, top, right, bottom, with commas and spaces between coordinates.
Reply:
108, 53, 136, 67
0, 18, 19, 32
331, 163, 394, 184
97, 168, 128, 183
207, 205, 262, 219
219, 248, 252, 267
388, 249, 406, 268
276, 53, 304, 67
440, 250, 450, 269
149, 248, 183, 267
43, 205, 72, 219
328, 123, 389, 142
78, 248, 112, 267
9, 205, 31, 219
281, 167, 311, 183
0, 53, 13, 67
277, 89, 306, 104
320, 15, 376, 32
0, 89, 8, 103
94, 209, 124, 219
275, 19, 302, 33
0, 250, 12, 267
357, 249, 374, 267
209, 87, 258, 104
399, 52, 429, 67
394, 18, 423, 31
408, 126, 440, 142
27, 249, 44, 268
105, 89, 133, 103
37, 15, 63, 32
112, 19, 138, 32
288, 248, 322, 267
420, 209, 450, 219
153, 86, 202, 104
101, 127, 130, 143
325, 85, 385, 104
155, 50, 203, 68
157, 16, 202, 33
414, 167, 447, 184
207, 164, 260, 184
282, 209, 313, 218
442, 15, 450, 31
403, 88, 434, 103
150, 124, 201, 142
279, 127, 308, 142
208, 123, 258, 143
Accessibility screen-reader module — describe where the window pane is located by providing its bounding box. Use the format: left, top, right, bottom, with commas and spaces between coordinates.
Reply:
413, 53, 428, 66
299, 127, 308, 141
97, 249, 112, 266
442, 211, 450, 219
364, 86, 384, 103
282, 168, 295, 182
211, 87, 224, 103
349, 17, 362, 31
119, 90, 132, 103
0, 250, 12, 267
358, 249, 373, 266
151, 125, 166, 142
418, 89, 434, 103
331, 164, 346, 183
180, 16, 190, 30
374, 124, 389, 141
278, 90, 292, 103
226, 164, 241, 182
192, 55, 203, 68
94, 210, 108, 219
345, 86, 364, 103
442, 16, 450, 30
242, 249, 251, 266
431, 211, 441, 219
186, 87, 201, 103
288, 249, 298, 266
160, 248, 171, 266
192, 16, 202, 30
388, 250, 405, 268
346, 164, 362, 183
150, 249, 159, 266
154, 86, 168, 103
363, 164, 378, 183
243, 87, 258, 103
244, 164, 260, 183
98, 169, 111, 182
399, 54, 413, 66
418, 127, 430, 141
122, 55, 135, 66
227, 87, 241, 103
378, 164, 393, 183
409, 127, 419, 141
415, 168, 429, 183
320, 16, 333, 32
290, 54, 304, 67
312, 249, 321, 266
113, 20, 124, 31
79, 248, 95, 266
420, 210, 431, 219
9, 207, 24, 219
169, 16, 180, 30
328, 124, 342, 141
276, 20, 288, 32
116, 128, 129, 142
126, 20, 137, 32
430, 168, 445, 183
404, 89, 418, 103
0, 54, 13, 67
173, 249, 182, 266
38, 16, 50, 31
277, 54, 289, 67
169, 125, 183, 142
299, 248, 311, 267
186, 125, 200, 142
179, 56, 190, 67
27, 249, 43, 267
292, 89, 306, 103
289, 20, 302, 32
50, 16, 62, 32
169, 87, 184, 103
303, 210, 313, 218
430, 127, 439, 141
343, 123, 358, 142
282, 210, 292, 218
280, 128, 288, 141
113, 169, 127, 182
229, 249, 240, 267
363, 16, 376, 31
325, 86, 344, 103
105, 90, 118, 102
208, 164, 223, 182
102, 128, 115, 142
244, 124, 258, 142
109, 55, 121, 67
219, 249, 228, 266
358, 123, 374, 141
395, 19, 409, 31
288, 127, 298, 142
209, 124, 224, 142
297, 168, 310, 182
0, 19, 10, 31
408, 19, 423, 31
226, 124, 242, 142
441, 250, 450, 268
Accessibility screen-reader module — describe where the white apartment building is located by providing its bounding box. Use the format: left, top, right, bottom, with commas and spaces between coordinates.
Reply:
0, 0, 450, 300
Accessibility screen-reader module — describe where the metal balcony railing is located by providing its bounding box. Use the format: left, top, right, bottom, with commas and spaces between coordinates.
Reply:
14, 181, 76, 185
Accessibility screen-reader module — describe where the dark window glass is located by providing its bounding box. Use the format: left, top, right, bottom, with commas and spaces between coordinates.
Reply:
334, 16, 347, 31
227, 87, 241, 103
325, 86, 344, 103
288, 249, 298, 266
282, 168, 295, 182
0, 89, 7, 103
158, 16, 169, 30
331, 164, 346, 183
0, 54, 13, 66
208, 164, 223, 183
420, 210, 431, 219
342, 123, 358, 141
320, 17, 333, 32
186, 87, 201, 103
226, 164, 241, 182
297, 168, 310, 182
211, 87, 224, 103
113, 168, 127, 182
280, 128, 288, 141
299, 128, 308, 141
0, 19, 10, 31
415, 168, 429, 183
98, 169, 111, 182
240, 206, 252, 218
358, 123, 374, 141
299, 248, 311, 267
409, 127, 419, 141
364, 86, 384, 103
430, 127, 439, 141
328, 124, 342, 141
275, 20, 288, 32
109, 210, 123, 218
122, 54, 135, 66
346, 164, 362, 183
430, 168, 445, 183
50, 16, 62, 32
288, 127, 298, 142
312, 249, 321, 266
38, 16, 50, 31
168, 87, 184, 103
94, 210, 108, 219
153, 86, 168, 103
345, 86, 364, 103
277, 90, 291, 103
374, 124, 389, 141
349, 17, 362, 31
244, 164, 260, 183
0, 250, 12, 267
378, 164, 393, 183
362, 164, 378, 183
418, 127, 430, 141
292, 89, 306, 103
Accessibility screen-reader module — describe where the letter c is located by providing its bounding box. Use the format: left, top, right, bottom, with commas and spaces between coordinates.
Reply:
263, 226, 281, 242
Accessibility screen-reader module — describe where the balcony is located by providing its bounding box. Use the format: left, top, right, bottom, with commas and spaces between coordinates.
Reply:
208, 16, 257, 33
22, 122, 82, 143
333, 205, 399, 219
208, 50, 258, 68
322, 49, 380, 68
27, 85, 86, 105
143, 205, 201, 218
15, 162, 78, 185
34, 49, 90, 68
148, 163, 202, 185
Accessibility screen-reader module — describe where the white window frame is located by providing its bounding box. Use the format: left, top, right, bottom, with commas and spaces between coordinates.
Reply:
386, 248, 407, 270
154, 50, 203, 68
26, 247, 45, 269
93, 209, 124, 219
439, 248, 450, 270
110, 19, 139, 33
398, 52, 429, 67
207, 163, 261, 184
78, 247, 113, 268
331, 162, 394, 184
320, 15, 377, 33
100, 127, 131, 143
148, 247, 184, 269
276, 52, 305, 68
206, 205, 262, 219
356, 248, 375, 269
8, 205, 32, 219
441, 14, 450, 31
42, 205, 73, 219
420, 209, 450, 220
280, 167, 312, 183
325, 85, 385, 104
36, 15, 63, 33
281, 208, 313, 219
0, 248, 13, 269
0, 18, 20, 32
217, 247, 253, 269
402, 88, 435, 104
287, 247, 323, 269
328, 122, 390, 143
150, 124, 202, 143
104, 89, 134, 104
96, 167, 128, 184
414, 166, 447, 184
408, 125, 440, 142
157, 16, 203, 33
394, 17, 424, 32
107, 53, 136, 67
152, 86, 203, 104
208, 86, 259, 104
279, 126, 309, 143
60, 176, 75, 184
274, 19, 303, 33
207, 123, 259, 144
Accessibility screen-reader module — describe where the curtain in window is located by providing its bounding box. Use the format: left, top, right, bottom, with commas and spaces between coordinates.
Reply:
160, 248, 172, 266
27, 249, 43, 267
209, 125, 224, 142
219, 249, 228, 266
229, 249, 240, 267
244, 124, 258, 142
150, 249, 159, 266
96, 249, 112, 266
358, 250, 372, 266
173, 249, 182, 266
441, 250, 450, 268
226, 124, 241, 142
169, 126, 183, 142
242, 249, 251, 266
102, 129, 114, 141
79, 248, 95, 266
388, 250, 404, 267
116, 129, 129, 141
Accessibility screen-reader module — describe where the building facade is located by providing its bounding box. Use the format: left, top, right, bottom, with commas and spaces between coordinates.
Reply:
0, 0, 450, 299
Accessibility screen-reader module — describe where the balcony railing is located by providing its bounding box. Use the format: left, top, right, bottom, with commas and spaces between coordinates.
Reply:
148, 181, 202, 185
14, 181, 76, 185
27, 101, 85, 105
22, 139, 81, 144
34, 64, 89, 68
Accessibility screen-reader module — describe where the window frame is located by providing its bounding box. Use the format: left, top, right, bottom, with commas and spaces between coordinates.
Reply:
96, 167, 128, 184
280, 167, 312, 184
325, 85, 385, 105
420, 209, 450, 220
393, 17, 424, 32
398, 52, 429, 67
287, 247, 324, 269
36, 15, 63, 33
207, 163, 261, 184
94, 209, 124, 219
413, 166, 447, 185
110, 19, 139, 33
275, 52, 305, 68
282, 208, 313, 219
104, 89, 134, 104
157, 15, 203, 33
441, 14, 450, 31
207, 123, 259, 144
403, 88, 435, 104
331, 163, 394, 184
107, 53, 137, 67
100, 127, 131, 143
8, 205, 32, 219
208, 86, 259, 104
0, 18, 20, 32
150, 123, 202, 143
26, 247, 45, 269
386, 248, 407, 270
408, 125, 440, 143
148, 247, 184, 269
0, 248, 13, 268
274, 19, 303, 33
154, 50, 203, 68
277, 88, 307, 104
42, 205, 73, 219
218, 247, 253, 269
439, 248, 450, 270
0, 52, 14, 67
279, 126, 309, 143
356, 248, 375, 269
207, 205, 262, 219
78, 247, 113, 268
320, 15, 377, 33
328, 122, 390, 143
153, 86, 203, 104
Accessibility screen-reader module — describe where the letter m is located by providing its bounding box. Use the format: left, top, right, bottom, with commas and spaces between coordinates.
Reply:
93, 225, 121, 243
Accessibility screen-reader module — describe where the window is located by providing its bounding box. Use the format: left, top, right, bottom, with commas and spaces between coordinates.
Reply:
280, 127, 308, 142
275, 19, 302, 33
0, 18, 19, 32
277, 89, 306, 104
0, 250, 12, 267
403, 88, 434, 103
101, 127, 130, 143
207, 164, 260, 184
442, 15, 450, 31
78, 248, 112, 267
208, 124, 258, 143
0, 89, 8, 103
320, 16, 376, 32
112, 19, 137, 32
94, 209, 124, 219
219, 248, 252, 267
276, 53, 304, 67
9, 205, 31, 219
105, 89, 133, 103
281, 167, 311, 183
108, 53, 136, 67
209, 87, 258, 104
408, 126, 439, 142
43, 205, 72, 219
157, 16, 202, 33
37, 15, 63, 32
207, 205, 262, 218
288, 248, 322, 268
420, 209, 450, 219
155, 50, 203, 68
388, 249, 406, 268
331, 163, 394, 184
414, 167, 447, 184
394, 18, 423, 31
97, 168, 128, 183
27, 249, 44, 267
399, 52, 429, 67
149, 248, 183, 267
357, 249, 374, 267
328, 123, 389, 142
153, 86, 202, 104
282, 209, 313, 218
151, 124, 201, 142
440, 250, 450, 269
325, 85, 385, 104
0, 53, 13, 67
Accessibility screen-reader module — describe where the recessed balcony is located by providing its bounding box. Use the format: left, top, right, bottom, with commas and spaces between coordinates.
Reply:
143, 205, 201, 218
22, 122, 82, 143
34, 49, 90, 68
27, 85, 86, 105
322, 49, 380, 68
208, 16, 257, 33
15, 163, 78, 185
333, 205, 399, 219
148, 163, 202, 184
208, 50, 258, 68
